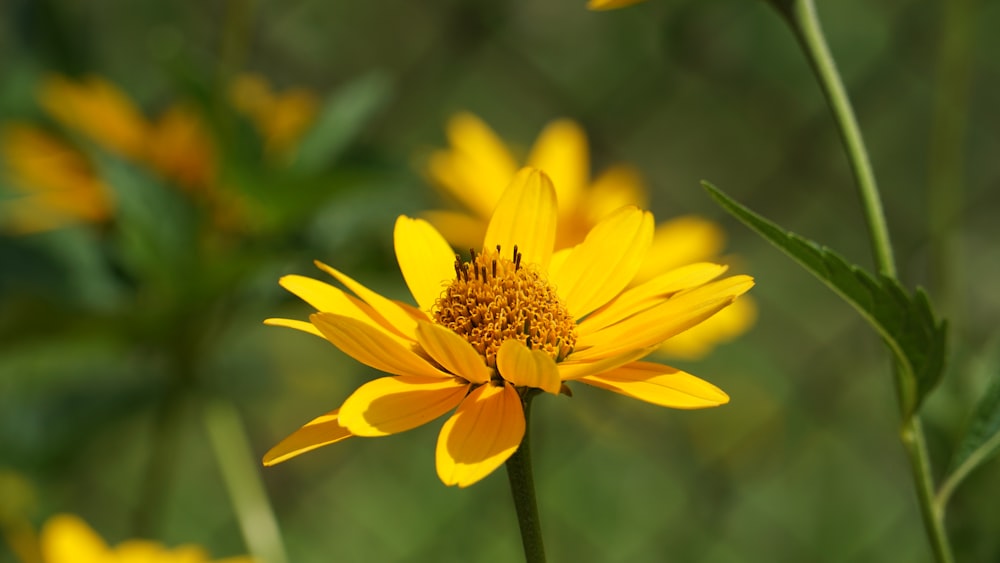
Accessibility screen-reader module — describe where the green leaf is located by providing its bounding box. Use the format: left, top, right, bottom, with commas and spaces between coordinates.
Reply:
940, 348, 1000, 506
290, 71, 393, 173
703, 181, 947, 415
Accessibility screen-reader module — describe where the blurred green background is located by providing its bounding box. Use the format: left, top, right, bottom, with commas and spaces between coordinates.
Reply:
1, 0, 998, 561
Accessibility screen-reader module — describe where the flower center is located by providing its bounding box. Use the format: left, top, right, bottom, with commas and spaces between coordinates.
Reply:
433, 245, 577, 369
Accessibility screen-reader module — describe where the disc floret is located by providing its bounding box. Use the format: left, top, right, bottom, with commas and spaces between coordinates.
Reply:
434, 245, 577, 369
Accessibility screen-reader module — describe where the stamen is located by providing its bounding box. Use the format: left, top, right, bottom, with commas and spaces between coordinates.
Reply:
433, 246, 577, 369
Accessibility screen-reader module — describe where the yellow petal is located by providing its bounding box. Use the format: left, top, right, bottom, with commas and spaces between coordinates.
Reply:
548, 206, 653, 318
314, 260, 420, 339
526, 119, 588, 213
263, 317, 324, 338
40, 514, 110, 563
263, 409, 352, 466
415, 321, 492, 384
436, 383, 524, 487
483, 167, 558, 269
279, 274, 369, 315
116, 540, 206, 560
427, 113, 517, 218
583, 164, 648, 223
557, 345, 655, 381
577, 361, 729, 409
634, 216, 726, 283
580, 262, 729, 334
548, 247, 571, 277
657, 296, 758, 359
572, 275, 755, 361
422, 209, 487, 251
311, 313, 453, 378
278, 274, 412, 344
339, 376, 468, 436
587, 0, 649, 10
446, 113, 518, 198
496, 340, 560, 394
394, 216, 456, 311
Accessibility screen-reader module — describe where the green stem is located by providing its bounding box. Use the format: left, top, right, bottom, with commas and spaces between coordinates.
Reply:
902, 418, 954, 563
781, 0, 896, 277
505, 390, 546, 563
774, 1, 954, 561
204, 399, 289, 563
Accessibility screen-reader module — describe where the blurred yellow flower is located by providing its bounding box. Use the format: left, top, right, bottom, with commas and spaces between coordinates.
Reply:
36, 513, 252, 563
145, 104, 218, 192
40, 76, 219, 192
3, 73, 315, 233
426, 112, 757, 359
229, 73, 319, 155
587, 0, 648, 10
40, 75, 150, 161
264, 167, 753, 487
0, 124, 113, 233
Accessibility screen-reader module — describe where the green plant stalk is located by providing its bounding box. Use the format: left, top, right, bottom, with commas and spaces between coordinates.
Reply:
204, 399, 289, 563
777, 1, 953, 561
505, 390, 546, 563
783, 0, 896, 278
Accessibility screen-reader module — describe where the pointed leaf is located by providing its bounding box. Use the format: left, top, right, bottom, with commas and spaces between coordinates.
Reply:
940, 348, 1000, 505
290, 72, 392, 172
703, 182, 947, 415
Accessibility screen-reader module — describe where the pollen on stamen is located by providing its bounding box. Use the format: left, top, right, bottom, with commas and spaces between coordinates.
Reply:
434, 246, 576, 369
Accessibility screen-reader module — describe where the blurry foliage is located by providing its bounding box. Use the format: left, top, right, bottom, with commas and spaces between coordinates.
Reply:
0, 0, 998, 562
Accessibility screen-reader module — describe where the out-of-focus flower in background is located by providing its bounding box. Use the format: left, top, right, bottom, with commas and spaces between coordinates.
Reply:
0, 124, 114, 233
424, 112, 757, 359
229, 73, 320, 157
586, 0, 649, 10
35, 513, 252, 563
263, 167, 752, 487
1, 74, 322, 235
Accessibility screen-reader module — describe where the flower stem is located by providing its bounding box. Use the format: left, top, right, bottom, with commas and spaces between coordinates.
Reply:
204, 399, 289, 563
505, 390, 546, 563
774, 1, 954, 561
780, 0, 896, 277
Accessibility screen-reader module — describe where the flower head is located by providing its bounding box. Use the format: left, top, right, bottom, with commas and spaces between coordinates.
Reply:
425, 112, 756, 358
264, 167, 753, 487
38, 513, 252, 563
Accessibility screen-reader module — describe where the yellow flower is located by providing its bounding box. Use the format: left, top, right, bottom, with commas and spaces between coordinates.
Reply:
425, 112, 757, 359
145, 104, 218, 192
40, 75, 150, 161
37, 513, 252, 563
586, 0, 648, 10
229, 74, 319, 156
0, 124, 113, 233
263, 167, 753, 487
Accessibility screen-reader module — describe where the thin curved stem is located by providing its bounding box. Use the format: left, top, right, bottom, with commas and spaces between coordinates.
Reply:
773, 1, 954, 561
783, 0, 896, 277
204, 399, 289, 563
505, 390, 546, 563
